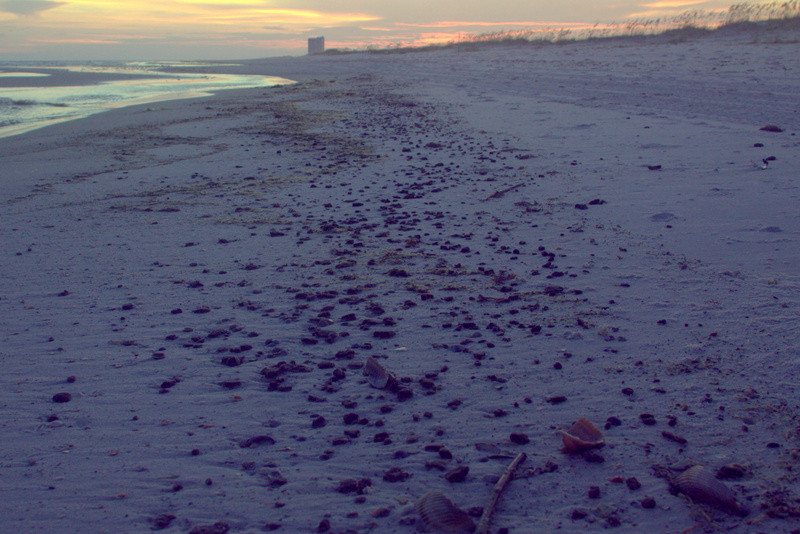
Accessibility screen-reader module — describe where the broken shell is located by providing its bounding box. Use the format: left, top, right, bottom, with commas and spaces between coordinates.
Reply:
674, 465, 738, 512
559, 416, 604, 453
415, 491, 475, 533
363, 356, 392, 389
716, 463, 748, 481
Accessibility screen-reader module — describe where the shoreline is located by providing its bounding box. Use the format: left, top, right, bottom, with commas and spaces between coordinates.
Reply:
1, 34, 799, 533
0, 64, 295, 140
0, 89, 256, 141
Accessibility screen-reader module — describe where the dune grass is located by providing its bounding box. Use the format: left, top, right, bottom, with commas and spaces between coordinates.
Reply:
462, 1, 800, 46
348, 1, 800, 55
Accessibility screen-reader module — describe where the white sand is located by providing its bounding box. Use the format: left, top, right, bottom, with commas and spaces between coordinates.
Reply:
1, 28, 799, 533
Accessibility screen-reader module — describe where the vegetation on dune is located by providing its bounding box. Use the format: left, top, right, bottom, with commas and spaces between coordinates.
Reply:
455, 1, 800, 48
323, 1, 799, 55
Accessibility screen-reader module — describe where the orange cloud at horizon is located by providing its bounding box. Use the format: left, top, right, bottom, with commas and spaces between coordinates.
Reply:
323, 32, 457, 51
32, 38, 121, 44
394, 20, 603, 29
642, 1, 709, 7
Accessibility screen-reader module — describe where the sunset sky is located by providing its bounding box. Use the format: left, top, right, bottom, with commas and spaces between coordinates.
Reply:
0, 1, 769, 60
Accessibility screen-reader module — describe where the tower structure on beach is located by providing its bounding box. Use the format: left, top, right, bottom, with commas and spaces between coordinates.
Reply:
308, 37, 325, 55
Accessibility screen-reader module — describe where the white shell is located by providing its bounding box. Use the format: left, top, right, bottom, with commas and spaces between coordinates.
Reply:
363, 356, 391, 389
674, 465, 738, 512
415, 491, 475, 533
559, 416, 604, 453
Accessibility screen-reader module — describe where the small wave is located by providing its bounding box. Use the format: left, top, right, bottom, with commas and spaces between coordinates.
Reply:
0, 72, 50, 78
8, 99, 71, 108
7, 99, 67, 108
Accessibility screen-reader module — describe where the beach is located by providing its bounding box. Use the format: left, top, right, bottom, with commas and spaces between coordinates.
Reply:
1, 27, 799, 533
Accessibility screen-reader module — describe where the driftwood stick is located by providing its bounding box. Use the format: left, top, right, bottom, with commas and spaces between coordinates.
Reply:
483, 183, 524, 201
475, 452, 527, 534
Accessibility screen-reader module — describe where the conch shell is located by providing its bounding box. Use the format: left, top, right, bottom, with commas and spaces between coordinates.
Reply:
363, 356, 394, 389
559, 416, 604, 453
415, 491, 475, 533
674, 465, 738, 512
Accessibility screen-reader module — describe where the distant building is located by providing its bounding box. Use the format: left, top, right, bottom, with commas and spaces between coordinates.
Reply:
308, 37, 325, 55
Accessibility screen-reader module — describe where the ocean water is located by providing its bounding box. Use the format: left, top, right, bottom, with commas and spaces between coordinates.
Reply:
0, 61, 293, 138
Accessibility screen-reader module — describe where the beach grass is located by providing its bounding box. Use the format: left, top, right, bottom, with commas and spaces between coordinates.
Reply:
336, 1, 800, 55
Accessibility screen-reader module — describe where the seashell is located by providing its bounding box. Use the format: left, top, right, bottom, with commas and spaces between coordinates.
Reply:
415, 491, 475, 533
559, 416, 604, 453
674, 465, 738, 512
363, 356, 392, 389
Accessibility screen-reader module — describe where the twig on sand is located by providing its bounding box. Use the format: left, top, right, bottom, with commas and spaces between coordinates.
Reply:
475, 452, 527, 534
483, 183, 525, 201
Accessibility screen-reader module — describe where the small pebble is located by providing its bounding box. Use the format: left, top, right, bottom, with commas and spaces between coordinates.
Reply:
373, 331, 396, 339
571, 508, 588, 520
52, 392, 71, 403
583, 451, 604, 463
444, 466, 469, 483
239, 435, 275, 448
370, 507, 391, 518
336, 478, 371, 494
639, 413, 656, 426
605, 416, 622, 430
153, 513, 176, 530
661, 431, 687, 445
312, 416, 327, 428
626, 477, 641, 491
188, 521, 229, 534
383, 467, 411, 483
343, 413, 359, 425
509, 432, 530, 445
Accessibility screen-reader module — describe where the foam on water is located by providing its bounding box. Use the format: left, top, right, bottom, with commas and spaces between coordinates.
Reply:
0, 72, 50, 78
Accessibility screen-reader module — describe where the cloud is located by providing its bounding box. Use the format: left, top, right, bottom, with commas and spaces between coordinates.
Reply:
0, 0, 65, 16
394, 20, 597, 29
641, 1, 708, 7
33, 37, 120, 44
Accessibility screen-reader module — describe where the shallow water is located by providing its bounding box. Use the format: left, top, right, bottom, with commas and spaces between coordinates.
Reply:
0, 61, 293, 138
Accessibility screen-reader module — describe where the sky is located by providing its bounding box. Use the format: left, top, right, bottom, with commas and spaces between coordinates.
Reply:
0, 1, 771, 60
